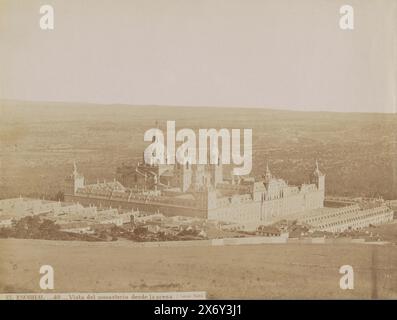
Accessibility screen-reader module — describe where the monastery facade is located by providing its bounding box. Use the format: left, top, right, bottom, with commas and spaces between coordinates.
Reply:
64, 158, 325, 225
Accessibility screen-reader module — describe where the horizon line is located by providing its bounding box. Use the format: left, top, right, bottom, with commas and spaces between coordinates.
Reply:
1, 98, 396, 115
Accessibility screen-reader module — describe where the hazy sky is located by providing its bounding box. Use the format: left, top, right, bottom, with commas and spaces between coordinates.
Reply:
0, 0, 395, 112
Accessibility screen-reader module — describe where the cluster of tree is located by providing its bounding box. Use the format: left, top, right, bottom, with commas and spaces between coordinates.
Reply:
0, 216, 206, 242
92, 225, 175, 242
176, 228, 204, 240
0, 216, 99, 241
24, 191, 65, 202
92, 224, 205, 242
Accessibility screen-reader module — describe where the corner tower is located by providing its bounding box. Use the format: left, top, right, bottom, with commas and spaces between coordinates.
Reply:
64, 161, 85, 196
311, 160, 325, 192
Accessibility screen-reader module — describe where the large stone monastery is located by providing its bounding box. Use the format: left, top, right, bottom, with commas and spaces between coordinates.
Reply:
64, 156, 325, 226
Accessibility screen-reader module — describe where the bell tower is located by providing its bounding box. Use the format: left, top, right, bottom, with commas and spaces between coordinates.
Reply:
64, 161, 85, 195
311, 160, 325, 191
209, 155, 223, 187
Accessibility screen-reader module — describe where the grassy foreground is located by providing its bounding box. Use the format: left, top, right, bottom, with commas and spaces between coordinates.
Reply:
0, 239, 396, 299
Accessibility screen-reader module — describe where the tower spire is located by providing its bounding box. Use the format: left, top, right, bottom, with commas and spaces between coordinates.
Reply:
313, 159, 323, 176
264, 161, 272, 181
73, 160, 78, 175
311, 159, 325, 192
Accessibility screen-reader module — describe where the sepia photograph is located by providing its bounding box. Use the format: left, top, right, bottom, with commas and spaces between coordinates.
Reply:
0, 0, 396, 304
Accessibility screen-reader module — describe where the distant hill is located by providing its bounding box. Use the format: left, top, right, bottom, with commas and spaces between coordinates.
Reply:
1, 99, 396, 200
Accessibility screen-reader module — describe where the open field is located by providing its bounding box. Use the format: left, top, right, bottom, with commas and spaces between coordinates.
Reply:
0, 239, 396, 299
